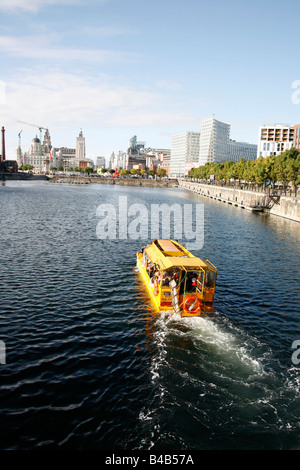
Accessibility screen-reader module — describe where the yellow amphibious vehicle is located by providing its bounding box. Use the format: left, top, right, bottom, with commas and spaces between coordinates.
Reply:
136, 239, 217, 317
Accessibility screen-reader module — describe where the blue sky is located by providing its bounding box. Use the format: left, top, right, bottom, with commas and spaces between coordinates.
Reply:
1, 0, 300, 161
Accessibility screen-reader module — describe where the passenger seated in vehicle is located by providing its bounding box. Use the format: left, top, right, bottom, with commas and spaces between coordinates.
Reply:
172, 269, 179, 283
162, 272, 171, 286
191, 277, 197, 292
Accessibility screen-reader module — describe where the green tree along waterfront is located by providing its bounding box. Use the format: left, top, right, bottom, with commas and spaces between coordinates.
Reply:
19, 164, 34, 171
188, 149, 300, 195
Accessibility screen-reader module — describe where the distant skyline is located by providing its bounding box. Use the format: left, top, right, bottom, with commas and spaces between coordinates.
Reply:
1, 0, 300, 161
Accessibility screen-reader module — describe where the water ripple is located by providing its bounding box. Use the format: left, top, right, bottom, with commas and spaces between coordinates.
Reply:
0, 182, 299, 450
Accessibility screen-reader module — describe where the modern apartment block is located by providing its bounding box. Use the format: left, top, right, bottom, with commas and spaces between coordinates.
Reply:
227, 139, 258, 163
292, 124, 300, 151
170, 117, 257, 176
199, 118, 230, 166
170, 131, 200, 177
257, 124, 294, 158
199, 117, 257, 165
96, 156, 106, 168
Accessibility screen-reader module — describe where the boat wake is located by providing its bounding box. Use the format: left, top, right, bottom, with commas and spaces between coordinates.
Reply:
136, 308, 300, 450
156, 309, 267, 374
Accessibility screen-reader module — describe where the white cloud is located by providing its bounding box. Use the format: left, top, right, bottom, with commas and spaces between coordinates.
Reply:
0, 34, 138, 63
3, 69, 198, 131
0, 0, 98, 13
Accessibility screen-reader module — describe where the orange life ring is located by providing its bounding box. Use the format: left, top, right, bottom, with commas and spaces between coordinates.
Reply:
183, 296, 202, 314
154, 280, 159, 296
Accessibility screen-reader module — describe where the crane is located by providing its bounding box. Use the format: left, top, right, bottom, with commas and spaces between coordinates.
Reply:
18, 130, 23, 166
17, 121, 48, 172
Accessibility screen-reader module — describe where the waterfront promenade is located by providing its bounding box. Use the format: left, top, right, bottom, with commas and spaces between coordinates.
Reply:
179, 179, 300, 222
3, 171, 299, 222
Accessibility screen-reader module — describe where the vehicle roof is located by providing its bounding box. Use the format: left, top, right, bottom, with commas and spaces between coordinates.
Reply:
159, 256, 209, 270
144, 240, 213, 271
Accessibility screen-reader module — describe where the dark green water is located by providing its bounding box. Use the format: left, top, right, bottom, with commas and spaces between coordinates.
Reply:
0, 181, 299, 450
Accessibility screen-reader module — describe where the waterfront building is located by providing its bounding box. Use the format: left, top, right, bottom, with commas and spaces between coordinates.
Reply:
23, 135, 44, 172
156, 149, 171, 176
123, 135, 147, 170
22, 128, 90, 173
155, 149, 171, 158
227, 139, 257, 163
170, 131, 200, 177
257, 124, 294, 158
0, 160, 18, 172
199, 118, 229, 166
146, 153, 160, 172
23, 129, 55, 173
109, 151, 125, 170
54, 129, 92, 171
170, 117, 258, 176
96, 156, 106, 169
51, 147, 76, 170
76, 129, 86, 161
23, 130, 70, 173
292, 124, 300, 151
128, 135, 145, 155
109, 151, 115, 170
124, 153, 146, 171
80, 158, 94, 170
160, 154, 171, 176
199, 117, 257, 165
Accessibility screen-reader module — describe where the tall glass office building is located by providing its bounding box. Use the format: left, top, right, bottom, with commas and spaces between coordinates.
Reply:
170, 131, 200, 177
199, 118, 230, 165
170, 117, 257, 176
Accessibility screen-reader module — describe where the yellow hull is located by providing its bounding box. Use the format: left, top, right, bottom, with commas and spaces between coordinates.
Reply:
137, 252, 161, 311
136, 240, 217, 318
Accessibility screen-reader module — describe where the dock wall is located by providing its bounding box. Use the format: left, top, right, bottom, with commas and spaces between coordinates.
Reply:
50, 176, 177, 188
0, 172, 48, 181
179, 180, 300, 223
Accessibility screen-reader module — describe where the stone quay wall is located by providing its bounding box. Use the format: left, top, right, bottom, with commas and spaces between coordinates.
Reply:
179, 180, 300, 223
50, 175, 178, 188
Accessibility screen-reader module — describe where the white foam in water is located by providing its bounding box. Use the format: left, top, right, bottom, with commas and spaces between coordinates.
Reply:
141, 315, 299, 449
157, 310, 266, 375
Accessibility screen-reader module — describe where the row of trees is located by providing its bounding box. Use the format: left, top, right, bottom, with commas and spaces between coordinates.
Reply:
95, 168, 167, 177
118, 168, 167, 177
19, 164, 34, 171
50, 166, 94, 173
188, 148, 300, 194
19, 164, 167, 177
